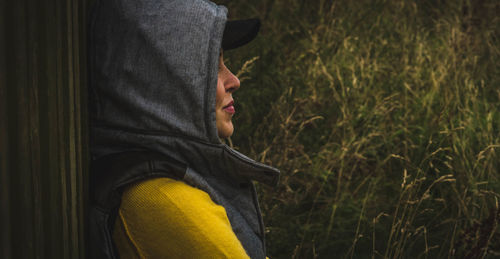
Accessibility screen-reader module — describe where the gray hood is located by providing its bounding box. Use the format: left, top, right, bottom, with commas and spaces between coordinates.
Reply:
88, 0, 279, 186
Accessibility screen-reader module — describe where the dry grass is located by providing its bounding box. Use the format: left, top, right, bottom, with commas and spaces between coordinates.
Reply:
219, 0, 500, 258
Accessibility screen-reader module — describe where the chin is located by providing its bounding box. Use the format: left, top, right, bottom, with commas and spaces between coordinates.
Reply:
217, 122, 234, 138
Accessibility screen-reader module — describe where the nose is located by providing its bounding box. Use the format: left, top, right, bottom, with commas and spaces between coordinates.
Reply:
223, 67, 240, 93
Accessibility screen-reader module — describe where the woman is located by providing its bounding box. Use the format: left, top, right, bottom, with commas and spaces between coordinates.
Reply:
87, 0, 280, 258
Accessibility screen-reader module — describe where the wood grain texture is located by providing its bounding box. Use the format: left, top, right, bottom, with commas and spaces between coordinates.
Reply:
0, 1, 11, 259
1, 0, 89, 258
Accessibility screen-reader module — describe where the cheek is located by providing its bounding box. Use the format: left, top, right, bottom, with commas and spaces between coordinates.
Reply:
215, 77, 224, 107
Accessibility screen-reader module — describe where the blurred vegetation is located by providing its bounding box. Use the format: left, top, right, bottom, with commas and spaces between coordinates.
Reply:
217, 0, 500, 258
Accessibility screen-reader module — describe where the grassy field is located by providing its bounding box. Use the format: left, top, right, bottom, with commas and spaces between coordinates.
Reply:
217, 0, 499, 258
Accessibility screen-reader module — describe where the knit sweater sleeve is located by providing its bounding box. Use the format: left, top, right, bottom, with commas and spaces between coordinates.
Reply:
113, 177, 250, 259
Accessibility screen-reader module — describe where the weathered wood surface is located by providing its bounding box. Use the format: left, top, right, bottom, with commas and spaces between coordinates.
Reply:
1, 0, 88, 258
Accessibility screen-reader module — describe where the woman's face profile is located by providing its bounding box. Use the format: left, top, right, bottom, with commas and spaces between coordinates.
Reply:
215, 52, 240, 138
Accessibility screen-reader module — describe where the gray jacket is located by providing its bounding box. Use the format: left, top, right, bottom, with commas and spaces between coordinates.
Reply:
88, 0, 280, 258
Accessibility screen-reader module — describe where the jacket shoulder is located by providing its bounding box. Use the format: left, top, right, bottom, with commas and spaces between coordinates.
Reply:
89, 151, 187, 259
90, 151, 187, 209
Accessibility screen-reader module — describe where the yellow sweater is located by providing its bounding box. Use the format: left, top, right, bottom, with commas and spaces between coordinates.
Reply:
113, 177, 250, 259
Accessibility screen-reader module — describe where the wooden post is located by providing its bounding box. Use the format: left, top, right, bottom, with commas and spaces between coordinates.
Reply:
1, 0, 88, 258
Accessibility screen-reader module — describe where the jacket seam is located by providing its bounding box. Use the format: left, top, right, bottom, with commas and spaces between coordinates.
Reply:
117, 210, 146, 259
113, 171, 185, 192
250, 183, 266, 253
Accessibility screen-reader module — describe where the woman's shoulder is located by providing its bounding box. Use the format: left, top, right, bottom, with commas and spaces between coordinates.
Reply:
115, 177, 250, 258
120, 177, 224, 215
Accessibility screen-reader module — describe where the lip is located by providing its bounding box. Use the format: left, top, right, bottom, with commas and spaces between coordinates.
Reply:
222, 100, 235, 114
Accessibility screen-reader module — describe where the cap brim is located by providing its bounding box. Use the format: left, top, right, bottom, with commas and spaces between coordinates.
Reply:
222, 18, 261, 51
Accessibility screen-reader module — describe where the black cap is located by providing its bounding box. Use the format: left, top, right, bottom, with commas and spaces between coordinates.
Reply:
222, 18, 261, 51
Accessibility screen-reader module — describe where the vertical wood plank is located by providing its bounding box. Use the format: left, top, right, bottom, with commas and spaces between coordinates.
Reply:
77, 1, 90, 257
0, 0, 11, 258
27, 1, 44, 257
1, 0, 88, 258
9, 0, 37, 258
